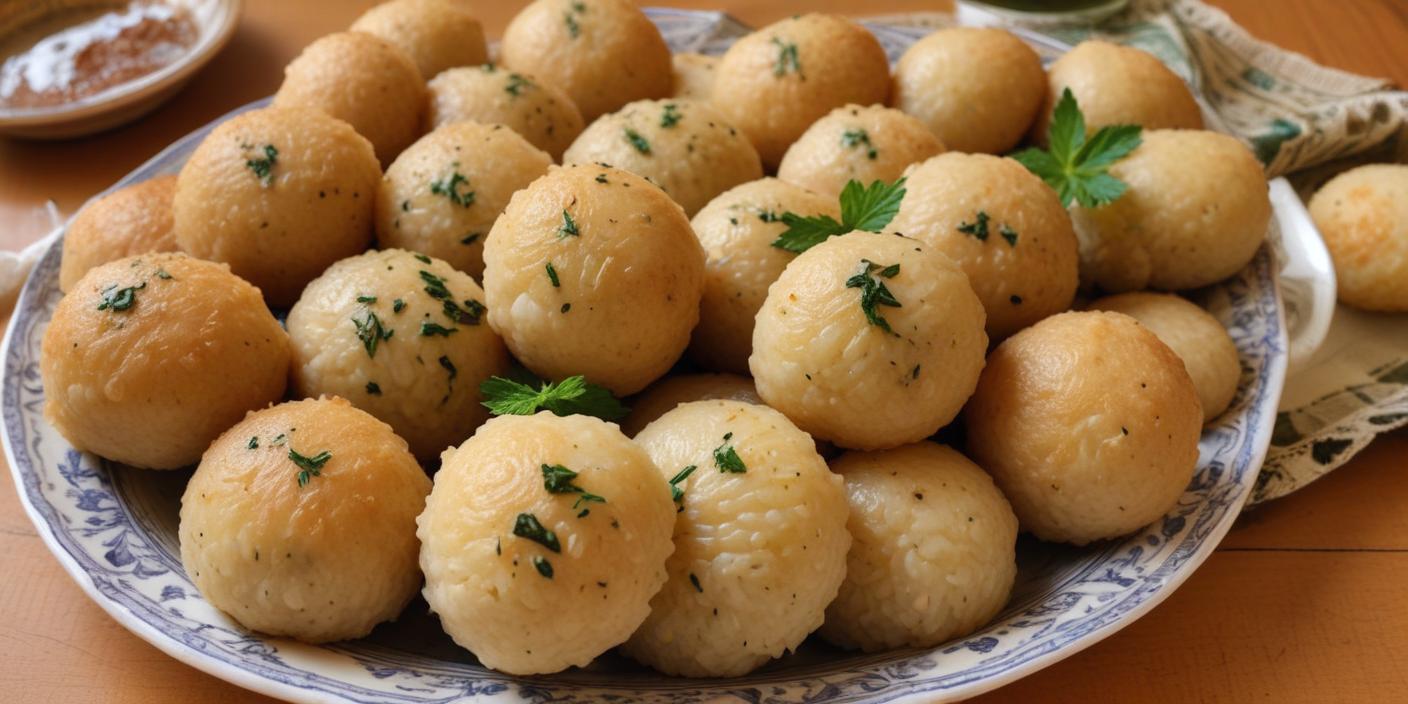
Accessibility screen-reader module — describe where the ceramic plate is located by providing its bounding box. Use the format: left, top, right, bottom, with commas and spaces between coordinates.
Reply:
4, 10, 1291, 703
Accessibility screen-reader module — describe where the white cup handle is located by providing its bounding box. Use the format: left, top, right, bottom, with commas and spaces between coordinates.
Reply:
1269, 177, 1336, 374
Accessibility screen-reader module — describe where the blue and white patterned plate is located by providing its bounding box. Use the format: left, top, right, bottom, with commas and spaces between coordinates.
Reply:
3, 10, 1289, 704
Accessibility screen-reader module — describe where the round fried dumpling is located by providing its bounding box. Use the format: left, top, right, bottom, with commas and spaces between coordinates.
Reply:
751, 231, 988, 450
60, 175, 178, 293
349, 0, 487, 80
174, 106, 380, 306
418, 412, 675, 674
966, 311, 1202, 545
777, 104, 945, 200
625, 400, 850, 677
286, 249, 510, 461
563, 99, 761, 216
671, 52, 717, 100
620, 373, 760, 437
689, 178, 837, 373
1035, 40, 1202, 143
1070, 129, 1270, 292
890, 27, 1045, 154
712, 14, 890, 169
483, 164, 705, 395
1089, 292, 1240, 423
1308, 163, 1408, 312
42, 253, 289, 469
500, 0, 671, 122
426, 65, 585, 161
821, 443, 1017, 652
375, 121, 553, 279
180, 397, 431, 643
889, 153, 1079, 339
273, 31, 426, 165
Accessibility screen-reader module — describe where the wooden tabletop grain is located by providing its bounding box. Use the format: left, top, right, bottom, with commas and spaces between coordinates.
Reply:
1, 1, 1405, 702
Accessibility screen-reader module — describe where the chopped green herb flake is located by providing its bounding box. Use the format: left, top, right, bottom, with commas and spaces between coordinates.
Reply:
352, 311, 394, 357
841, 128, 878, 159
845, 259, 902, 335
595, 173, 609, 184
558, 209, 579, 238
957, 211, 990, 241
366, 381, 382, 395
430, 168, 475, 208
356, 295, 377, 304
512, 512, 560, 552
533, 555, 554, 578
1000, 224, 1019, 247
414, 253, 432, 264
713, 434, 747, 473
669, 464, 697, 502
660, 103, 682, 128
546, 262, 560, 287
561, 303, 572, 313
245, 144, 278, 187
542, 463, 607, 508
247, 436, 259, 450
771, 36, 801, 77
97, 282, 145, 312
757, 209, 782, 223
421, 321, 457, 337
689, 572, 703, 592
155, 269, 172, 280
480, 374, 629, 421
623, 128, 651, 155
393, 298, 406, 313
505, 73, 532, 96
289, 448, 331, 487
771, 177, 906, 253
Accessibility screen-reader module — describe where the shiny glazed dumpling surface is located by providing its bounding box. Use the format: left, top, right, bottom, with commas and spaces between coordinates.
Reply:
482, 163, 705, 395
750, 231, 988, 450
59, 175, 178, 293
965, 311, 1202, 545
426, 65, 585, 162
286, 249, 510, 462
375, 121, 553, 279
42, 253, 289, 469
888, 152, 1079, 340
173, 106, 380, 306
821, 443, 1018, 652
688, 177, 838, 374
625, 400, 850, 677
777, 103, 946, 200
1069, 129, 1270, 293
417, 413, 676, 674
179, 397, 431, 643
563, 98, 762, 216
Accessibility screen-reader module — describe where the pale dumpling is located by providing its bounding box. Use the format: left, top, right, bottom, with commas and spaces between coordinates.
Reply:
286, 249, 511, 462
426, 65, 586, 162
59, 175, 178, 293
777, 104, 945, 200
1035, 40, 1203, 143
751, 231, 988, 450
563, 98, 762, 215
821, 443, 1018, 652
173, 105, 380, 306
349, 0, 487, 80
374, 121, 553, 279
1307, 163, 1408, 313
671, 52, 717, 100
42, 253, 289, 469
624, 400, 850, 677
689, 178, 838, 374
180, 397, 430, 643
620, 373, 760, 437
965, 311, 1202, 545
482, 164, 705, 395
417, 412, 676, 674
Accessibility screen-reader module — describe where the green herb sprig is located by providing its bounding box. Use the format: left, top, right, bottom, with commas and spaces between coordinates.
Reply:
289, 448, 331, 487
1011, 88, 1142, 208
480, 374, 629, 421
771, 178, 906, 254
845, 259, 902, 335
541, 463, 606, 509
713, 432, 747, 473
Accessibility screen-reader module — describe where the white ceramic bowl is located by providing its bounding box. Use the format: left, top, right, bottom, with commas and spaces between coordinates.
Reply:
3, 10, 1303, 703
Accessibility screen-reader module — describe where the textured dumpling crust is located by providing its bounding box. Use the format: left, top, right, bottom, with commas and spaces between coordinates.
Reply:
890, 27, 1045, 155
625, 400, 850, 677
1307, 163, 1408, 312
173, 105, 380, 306
689, 178, 838, 373
751, 231, 988, 450
417, 413, 675, 674
711, 14, 890, 169
482, 163, 705, 395
821, 443, 1017, 652
1069, 129, 1270, 292
777, 104, 945, 200
1035, 40, 1202, 143
273, 31, 426, 166
426, 65, 585, 162
889, 152, 1079, 339
620, 373, 760, 437
375, 121, 553, 279
286, 249, 510, 461
500, 0, 671, 122
350, 0, 487, 80
671, 52, 717, 100
1088, 292, 1240, 423
60, 175, 178, 293
564, 99, 762, 216
180, 397, 431, 643
42, 253, 289, 469
965, 311, 1202, 545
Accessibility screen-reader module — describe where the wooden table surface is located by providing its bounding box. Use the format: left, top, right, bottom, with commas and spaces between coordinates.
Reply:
1, 1, 1405, 702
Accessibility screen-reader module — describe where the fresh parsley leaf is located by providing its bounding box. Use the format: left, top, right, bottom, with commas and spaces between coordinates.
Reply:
97, 282, 145, 312
430, 168, 475, 208
352, 311, 393, 357
512, 512, 560, 552
713, 432, 747, 473
541, 463, 606, 507
479, 374, 629, 421
771, 177, 907, 254
845, 259, 902, 335
623, 127, 651, 155
1010, 88, 1143, 208
289, 448, 331, 487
